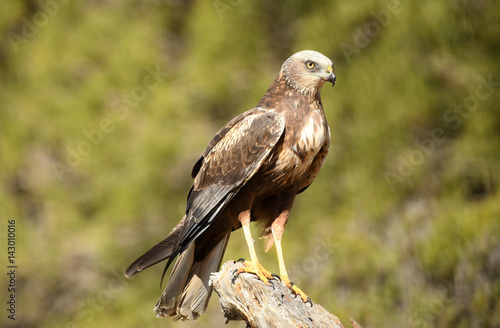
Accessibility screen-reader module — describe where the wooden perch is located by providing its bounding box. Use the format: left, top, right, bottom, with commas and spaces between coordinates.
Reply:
210, 261, 361, 328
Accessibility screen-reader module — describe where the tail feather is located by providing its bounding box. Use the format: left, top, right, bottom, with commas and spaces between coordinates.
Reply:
155, 234, 230, 320
125, 216, 187, 278
154, 241, 196, 318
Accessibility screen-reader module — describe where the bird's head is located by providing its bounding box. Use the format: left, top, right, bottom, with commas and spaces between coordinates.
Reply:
280, 50, 336, 95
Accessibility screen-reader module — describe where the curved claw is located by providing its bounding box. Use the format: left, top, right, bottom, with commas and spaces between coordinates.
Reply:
281, 278, 311, 304
271, 273, 281, 281
237, 258, 246, 263
236, 260, 274, 286
290, 284, 310, 303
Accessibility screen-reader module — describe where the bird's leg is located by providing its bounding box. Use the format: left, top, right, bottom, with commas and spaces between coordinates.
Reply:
272, 224, 311, 304
236, 211, 274, 285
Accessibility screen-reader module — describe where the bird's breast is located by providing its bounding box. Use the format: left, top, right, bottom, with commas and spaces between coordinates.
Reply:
291, 113, 326, 159
259, 110, 328, 190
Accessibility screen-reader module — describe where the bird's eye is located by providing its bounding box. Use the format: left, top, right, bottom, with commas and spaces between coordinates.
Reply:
306, 61, 316, 69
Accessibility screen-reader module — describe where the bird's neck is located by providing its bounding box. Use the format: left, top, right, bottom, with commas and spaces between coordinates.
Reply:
257, 74, 322, 110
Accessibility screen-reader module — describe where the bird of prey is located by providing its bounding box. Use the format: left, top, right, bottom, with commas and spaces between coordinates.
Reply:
125, 50, 336, 321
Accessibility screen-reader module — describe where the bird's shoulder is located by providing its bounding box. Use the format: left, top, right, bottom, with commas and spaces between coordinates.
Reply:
191, 108, 286, 187
191, 107, 264, 178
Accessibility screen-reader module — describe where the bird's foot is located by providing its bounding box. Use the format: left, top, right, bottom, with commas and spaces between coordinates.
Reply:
236, 259, 275, 285
281, 276, 312, 305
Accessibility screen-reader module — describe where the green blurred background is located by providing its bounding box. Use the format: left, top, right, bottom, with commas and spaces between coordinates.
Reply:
1, 1, 499, 327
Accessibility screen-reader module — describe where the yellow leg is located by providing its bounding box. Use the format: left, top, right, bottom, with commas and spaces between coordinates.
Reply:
236, 221, 274, 285
243, 220, 259, 263
272, 226, 311, 303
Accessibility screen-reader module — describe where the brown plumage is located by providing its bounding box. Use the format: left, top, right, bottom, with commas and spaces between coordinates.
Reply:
125, 50, 336, 320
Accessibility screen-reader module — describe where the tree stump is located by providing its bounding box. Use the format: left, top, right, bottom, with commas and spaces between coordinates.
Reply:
210, 261, 358, 328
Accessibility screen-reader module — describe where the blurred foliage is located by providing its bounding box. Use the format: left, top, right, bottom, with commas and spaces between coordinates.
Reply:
1, 0, 499, 327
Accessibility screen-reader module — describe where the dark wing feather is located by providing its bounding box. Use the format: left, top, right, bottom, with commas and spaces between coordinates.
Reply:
162, 110, 285, 279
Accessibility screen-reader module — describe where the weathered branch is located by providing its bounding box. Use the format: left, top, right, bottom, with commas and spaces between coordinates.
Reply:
210, 261, 360, 328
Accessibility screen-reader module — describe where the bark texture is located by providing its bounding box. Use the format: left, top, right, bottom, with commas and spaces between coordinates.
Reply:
210, 261, 360, 328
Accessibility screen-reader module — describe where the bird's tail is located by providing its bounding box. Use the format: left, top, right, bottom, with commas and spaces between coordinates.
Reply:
125, 215, 188, 278
125, 214, 230, 320
154, 234, 230, 320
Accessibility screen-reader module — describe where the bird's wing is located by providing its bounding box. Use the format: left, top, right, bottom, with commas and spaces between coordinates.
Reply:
162, 109, 285, 277
126, 109, 264, 278
191, 108, 264, 179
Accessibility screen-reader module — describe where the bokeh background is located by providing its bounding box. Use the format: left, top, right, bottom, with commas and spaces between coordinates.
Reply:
1, 1, 499, 327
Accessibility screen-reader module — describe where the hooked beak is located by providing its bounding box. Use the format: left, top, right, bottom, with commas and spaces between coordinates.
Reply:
327, 71, 336, 86
325, 65, 336, 86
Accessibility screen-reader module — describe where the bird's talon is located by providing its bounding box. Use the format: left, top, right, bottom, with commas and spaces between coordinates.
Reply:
237, 258, 246, 263
282, 278, 310, 303
271, 273, 281, 281
235, 260, 274, 286
291, 286, 310, 303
